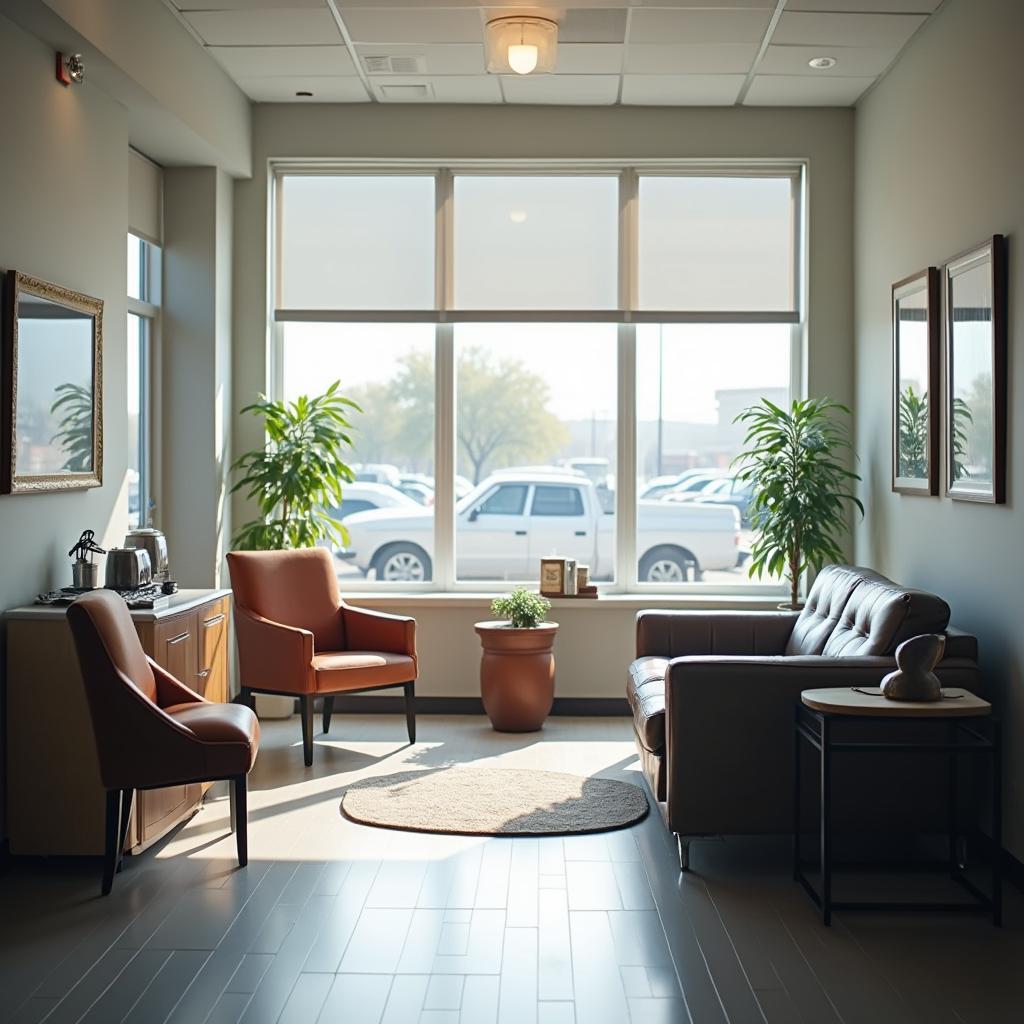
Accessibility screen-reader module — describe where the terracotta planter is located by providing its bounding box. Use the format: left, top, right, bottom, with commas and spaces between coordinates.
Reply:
474, 620, 559, 732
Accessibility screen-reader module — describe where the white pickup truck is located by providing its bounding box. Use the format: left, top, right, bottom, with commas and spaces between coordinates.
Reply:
337, 472, 740, 583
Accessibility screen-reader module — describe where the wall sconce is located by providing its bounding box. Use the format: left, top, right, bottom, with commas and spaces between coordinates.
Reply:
56, 52, 85, 87
485, 17, 558, 76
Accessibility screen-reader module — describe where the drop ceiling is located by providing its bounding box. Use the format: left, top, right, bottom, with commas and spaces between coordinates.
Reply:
166, 1, 944, 107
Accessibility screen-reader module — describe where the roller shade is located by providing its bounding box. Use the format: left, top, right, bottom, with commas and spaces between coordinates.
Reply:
129, 148, 163, 246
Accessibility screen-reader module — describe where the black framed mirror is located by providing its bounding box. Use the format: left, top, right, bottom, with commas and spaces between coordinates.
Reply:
892, 267, 940, 495
944, 236, 1007, 504
1, 271, 103, 494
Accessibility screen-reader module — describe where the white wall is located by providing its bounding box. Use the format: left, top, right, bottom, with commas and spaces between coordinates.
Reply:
854, 0, 1024, 857
232, 103, 854, 701
0, 12, 130, 838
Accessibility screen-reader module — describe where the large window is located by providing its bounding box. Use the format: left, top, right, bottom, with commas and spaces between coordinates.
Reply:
273, 165, 803, 592
126, 233, 160, 529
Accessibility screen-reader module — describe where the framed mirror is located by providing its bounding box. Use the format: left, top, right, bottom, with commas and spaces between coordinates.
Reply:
2, 271, 103, 494
944, 235, 1007, 504
892, 267, 940, 495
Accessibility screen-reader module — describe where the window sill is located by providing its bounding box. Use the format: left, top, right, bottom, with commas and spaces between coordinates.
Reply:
343, 591, 788, 611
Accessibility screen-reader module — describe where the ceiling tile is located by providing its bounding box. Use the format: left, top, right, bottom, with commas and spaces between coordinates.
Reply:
744, 74, 876, 106
183, 9, 342, 46
622, 74, 744, 106
356, 43, 486, 76
340, 8, 483, 44
501, 74, 620, 105
758, 44, 898, 77
371, 75, 503, 103
772, 11, 927, 49
173, 0, 327, 9
209, 45, 355, 78
630, 0, 774, 6
785, 0, 939, 12
556, 44, 624, 75
237, 76, 370, 102
628, 9, 774, 45
624, 43, 758, 75
559, 9, 629, 44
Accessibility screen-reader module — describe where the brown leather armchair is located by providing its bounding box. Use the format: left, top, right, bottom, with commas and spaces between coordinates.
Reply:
226, 547, 417, 766
67, 590, 259, 896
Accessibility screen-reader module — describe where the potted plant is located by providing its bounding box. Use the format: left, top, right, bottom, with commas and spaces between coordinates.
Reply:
475, 588, 558, 732
732, 397, 863, 610
231, 381, 359, 715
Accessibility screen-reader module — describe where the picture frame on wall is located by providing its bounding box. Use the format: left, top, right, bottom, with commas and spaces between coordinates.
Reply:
944, 235, 1007, 504
892, 267, 940, 495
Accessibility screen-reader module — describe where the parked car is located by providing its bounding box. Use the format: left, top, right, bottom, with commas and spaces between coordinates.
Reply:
351, 463, 401, 487
339, 472, 739, 583
329, 482, 419, 521
641, 468, 728, 501
661, 471, 732, 503
395, 480, 435, 506
693, 477, 757, 528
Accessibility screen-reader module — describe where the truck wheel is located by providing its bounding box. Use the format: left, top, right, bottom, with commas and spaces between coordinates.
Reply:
372, 544, 432, 583
639, 546, 702, 583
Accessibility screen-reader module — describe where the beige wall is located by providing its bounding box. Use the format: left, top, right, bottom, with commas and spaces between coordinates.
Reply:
0, 12, 131, 839
854, 0, 1024, 856
232, 103, 855, 700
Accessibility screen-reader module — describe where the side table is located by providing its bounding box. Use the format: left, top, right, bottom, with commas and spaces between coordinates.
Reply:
794, 686, 1000, 926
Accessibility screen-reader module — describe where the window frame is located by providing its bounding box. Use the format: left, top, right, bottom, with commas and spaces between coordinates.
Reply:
127, 233, 161, 530
269, 160, 807, 596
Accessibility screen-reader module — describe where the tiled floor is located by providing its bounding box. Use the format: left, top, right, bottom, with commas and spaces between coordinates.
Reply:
1, 715, 1023, 1024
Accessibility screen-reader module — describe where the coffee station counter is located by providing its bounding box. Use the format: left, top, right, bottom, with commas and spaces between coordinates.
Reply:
6, 588, 232, 856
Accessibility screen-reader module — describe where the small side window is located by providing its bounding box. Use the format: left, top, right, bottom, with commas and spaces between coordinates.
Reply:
477, 484, 528, 516
531, 486, 585, 517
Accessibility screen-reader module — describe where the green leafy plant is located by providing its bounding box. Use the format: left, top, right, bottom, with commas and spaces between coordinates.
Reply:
897, 386, 929, 479
951, 396, 974, 482
732, 398, 863, 609
231, 381, 360, 551
50, 382, 93, 471
491, 587, 551, 629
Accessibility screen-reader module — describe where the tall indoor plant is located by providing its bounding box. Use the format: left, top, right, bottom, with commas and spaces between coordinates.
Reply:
231, 381, 360, 550
475, 588, 558, 732
732, 397, 863, 609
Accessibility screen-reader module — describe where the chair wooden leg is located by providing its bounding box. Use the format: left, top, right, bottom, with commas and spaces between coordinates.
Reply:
300, 695, 314, 767
232, 776, 248, 868
115, 788, 133, 873
404, 682, 416, 744
322, 695, 335, 734
102, 789, 121, 896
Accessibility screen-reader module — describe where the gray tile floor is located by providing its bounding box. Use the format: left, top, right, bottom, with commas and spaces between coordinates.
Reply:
1, 715, 1022, 1023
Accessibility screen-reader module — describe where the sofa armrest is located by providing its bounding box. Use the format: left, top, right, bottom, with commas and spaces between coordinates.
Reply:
342, 604, 417, 661
149, 657, 207, 708
636, 610, 799, 659
234, 604, 315, 694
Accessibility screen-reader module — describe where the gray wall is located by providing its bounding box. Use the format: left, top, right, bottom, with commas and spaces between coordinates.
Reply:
854, 0, 1024, 857
0, 12, 130, 839
232, 103, 855, 700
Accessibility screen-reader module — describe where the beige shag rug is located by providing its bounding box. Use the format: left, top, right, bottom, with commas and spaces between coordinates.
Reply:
340, 768, 649, 836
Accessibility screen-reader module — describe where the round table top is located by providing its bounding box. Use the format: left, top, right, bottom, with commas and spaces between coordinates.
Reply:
801, 686, 990, 718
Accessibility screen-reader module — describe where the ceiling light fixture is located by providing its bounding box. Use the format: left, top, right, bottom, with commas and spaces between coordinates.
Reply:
485, 17, 558, 76
808, 56, 838, 70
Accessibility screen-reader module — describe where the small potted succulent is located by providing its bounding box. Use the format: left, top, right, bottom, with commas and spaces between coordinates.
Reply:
475, 588, 558, 732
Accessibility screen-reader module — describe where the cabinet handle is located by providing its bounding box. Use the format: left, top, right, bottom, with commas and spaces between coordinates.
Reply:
167, 631, 190, 645
203, 613, 226, 628
197, 669, 211, 680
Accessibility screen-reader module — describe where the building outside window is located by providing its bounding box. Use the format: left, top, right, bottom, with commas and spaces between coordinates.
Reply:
273, 165, 803, 593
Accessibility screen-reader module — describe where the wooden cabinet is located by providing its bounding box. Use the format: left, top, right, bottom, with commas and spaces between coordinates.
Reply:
6, 590, 232, 857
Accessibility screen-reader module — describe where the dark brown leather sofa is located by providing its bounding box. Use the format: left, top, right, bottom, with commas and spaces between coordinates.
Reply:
627, 565, 983, 869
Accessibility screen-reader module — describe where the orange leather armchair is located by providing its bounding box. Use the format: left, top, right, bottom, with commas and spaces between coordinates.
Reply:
226, 547, 417, 766
67, 590, 259, 896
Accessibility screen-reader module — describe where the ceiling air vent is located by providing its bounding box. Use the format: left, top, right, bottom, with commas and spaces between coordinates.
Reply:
379, 84, 432, 101
363, 54, 426, 75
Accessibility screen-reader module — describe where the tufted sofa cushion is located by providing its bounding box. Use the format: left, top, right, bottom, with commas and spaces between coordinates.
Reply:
627, 657, 669, 754
785, 565, 863, 655
821, 570, 950, 657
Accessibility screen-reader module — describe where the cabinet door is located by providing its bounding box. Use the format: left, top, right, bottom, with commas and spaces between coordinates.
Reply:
198, 601, 229, 703
156, 616, 197, 691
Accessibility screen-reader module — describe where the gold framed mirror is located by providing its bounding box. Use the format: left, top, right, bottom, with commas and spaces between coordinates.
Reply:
2, 271, 103, 494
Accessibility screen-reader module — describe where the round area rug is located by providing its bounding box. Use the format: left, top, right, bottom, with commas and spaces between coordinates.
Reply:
340, 768, 649, 836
